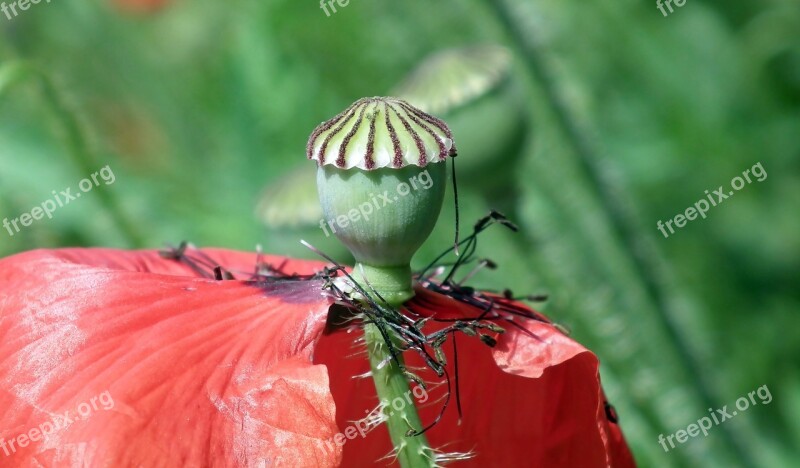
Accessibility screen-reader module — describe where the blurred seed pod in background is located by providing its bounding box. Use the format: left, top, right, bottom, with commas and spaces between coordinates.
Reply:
394, 45, 513, 117
742, 6, 800, 106
257, 165, 322, 229
393, 45, 529, 211
255, 165, 352, 262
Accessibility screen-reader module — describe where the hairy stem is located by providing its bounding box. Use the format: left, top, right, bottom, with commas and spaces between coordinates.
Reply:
364, 321, 433, 468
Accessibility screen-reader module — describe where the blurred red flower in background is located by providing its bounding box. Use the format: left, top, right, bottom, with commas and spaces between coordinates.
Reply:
0, 247, 634, 467
112, 0, 171, 15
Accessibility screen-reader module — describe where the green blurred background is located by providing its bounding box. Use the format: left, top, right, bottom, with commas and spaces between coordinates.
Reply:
1, 0, 798, 466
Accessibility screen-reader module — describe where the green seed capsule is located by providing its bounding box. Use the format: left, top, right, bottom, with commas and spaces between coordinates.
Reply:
308, 97, 456, 305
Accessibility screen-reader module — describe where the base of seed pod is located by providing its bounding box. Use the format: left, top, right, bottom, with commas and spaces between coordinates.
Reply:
350, 263, 414, 305
317, 162, 447, 305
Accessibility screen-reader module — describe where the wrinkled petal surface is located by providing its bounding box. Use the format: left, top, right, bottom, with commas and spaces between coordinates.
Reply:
0, 248, 340, 467
0, 247, 634, 467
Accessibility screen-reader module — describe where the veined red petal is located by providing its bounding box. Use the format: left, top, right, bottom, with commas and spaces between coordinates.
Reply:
315, 287, 635, 467
0, 248, 340, 467
0, 248, 634, 467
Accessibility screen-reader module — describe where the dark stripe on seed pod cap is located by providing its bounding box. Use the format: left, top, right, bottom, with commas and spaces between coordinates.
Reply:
307, 97, 455, 170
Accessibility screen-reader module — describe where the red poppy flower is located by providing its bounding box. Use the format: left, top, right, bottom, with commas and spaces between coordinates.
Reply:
0, 246, 634, 467
112, 0, 171, 14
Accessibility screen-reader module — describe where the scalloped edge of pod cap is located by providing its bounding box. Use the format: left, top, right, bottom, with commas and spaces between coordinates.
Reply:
306, 96, 456, 171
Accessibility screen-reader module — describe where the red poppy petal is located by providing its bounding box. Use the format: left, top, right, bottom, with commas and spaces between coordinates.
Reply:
0, 248, 340, 467
492, 318, 636, 468
600, 390, 637, 468
49, 247, 327, 277
315, 287, 635, 467
408, 288, 589, 378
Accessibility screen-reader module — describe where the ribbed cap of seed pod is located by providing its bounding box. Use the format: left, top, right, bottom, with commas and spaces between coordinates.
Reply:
306, 97, 456, 171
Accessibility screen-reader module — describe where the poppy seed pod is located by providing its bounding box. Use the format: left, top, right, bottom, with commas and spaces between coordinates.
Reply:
307, 96, 454, 305
308, 97, 457, 467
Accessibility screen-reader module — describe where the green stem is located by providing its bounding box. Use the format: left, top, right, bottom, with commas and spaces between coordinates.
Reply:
355, 264, 433, 468
353, 263, 414, 305
363, 321, 434, 468
311, 98, 447, 466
